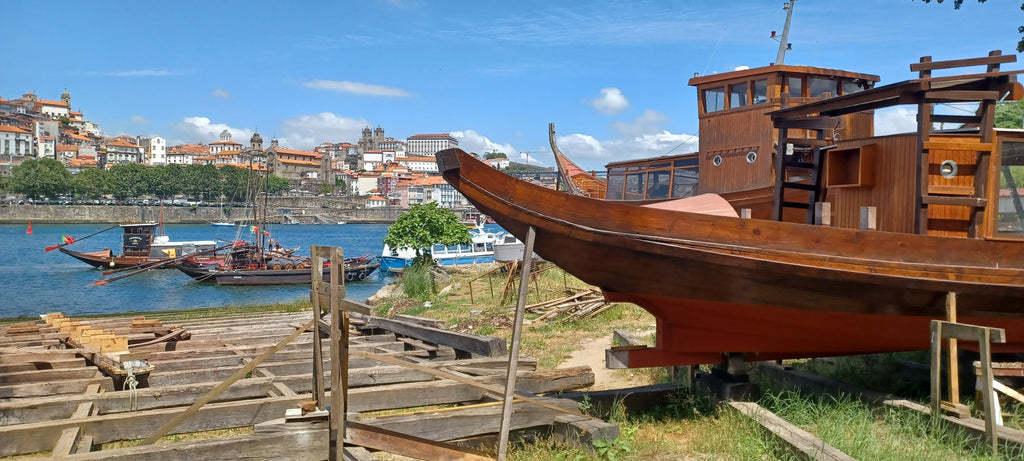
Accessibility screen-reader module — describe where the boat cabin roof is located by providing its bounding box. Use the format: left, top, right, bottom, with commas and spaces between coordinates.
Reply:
688, 64, 879, 88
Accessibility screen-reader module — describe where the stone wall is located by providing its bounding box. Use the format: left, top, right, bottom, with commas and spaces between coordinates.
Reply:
0, 203, 406, 224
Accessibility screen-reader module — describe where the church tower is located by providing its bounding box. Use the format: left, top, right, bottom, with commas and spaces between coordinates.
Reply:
61, 89, 70, 106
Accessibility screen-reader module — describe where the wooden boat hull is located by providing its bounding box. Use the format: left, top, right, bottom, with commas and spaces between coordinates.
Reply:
59, 247, 222, 269
177, 258, 381, 286
437, 148, 1024, 366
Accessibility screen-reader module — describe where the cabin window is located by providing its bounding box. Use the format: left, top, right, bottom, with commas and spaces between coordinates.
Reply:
624, 172, 645, 200
674, 157, 699, 168
842, 79, 869, 95
809, 77, 836, 98
705, 87, 726, 112
752, 79, 768, 104
729, 83, 748, 108
788, 77, 802, 97
672, 168, 698, 198
997, 140, 1024, 236
646, 170, 671, 199
606, 174, 625, 200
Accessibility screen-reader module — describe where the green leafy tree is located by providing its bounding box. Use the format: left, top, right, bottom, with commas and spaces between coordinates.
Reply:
107, 163, 147, 200
219, 165, 249, 202
920, 0, 1024, 52
996, 101, 1024, 129
266, 174, 290, 194
383, 202, 472, 267
73, 168, 108, 199
484, 152, 508, 159
11, 157, 71, 199
182, 164, 220, 201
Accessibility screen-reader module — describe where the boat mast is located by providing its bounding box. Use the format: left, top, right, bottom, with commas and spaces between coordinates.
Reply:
774, 0, 795, 65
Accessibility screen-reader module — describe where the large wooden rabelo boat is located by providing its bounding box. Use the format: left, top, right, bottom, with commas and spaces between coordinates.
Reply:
438, 51, 1024, 367
59, 223, 222, 269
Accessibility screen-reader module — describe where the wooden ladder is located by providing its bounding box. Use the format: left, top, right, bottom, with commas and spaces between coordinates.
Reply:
772, 124, 836, 224
912, 51, 1014, 236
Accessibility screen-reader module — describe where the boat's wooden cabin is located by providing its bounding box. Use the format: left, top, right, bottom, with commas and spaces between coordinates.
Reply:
603, 64, 881, 203
768, 51, 1023, 239
688, 64, 880, 199
120, 223, 159, 257
604, 152, 699, 200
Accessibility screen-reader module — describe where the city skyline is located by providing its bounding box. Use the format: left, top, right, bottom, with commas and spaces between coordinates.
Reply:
3, 0, 1021, 171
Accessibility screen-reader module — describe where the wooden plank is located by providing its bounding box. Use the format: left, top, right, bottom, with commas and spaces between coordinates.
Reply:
0, 376, 112, 398
345, 420, 492, 461
357, 314, 506, 357
729, 401, 856, 461
910, 53, 1015, 72
922, 90, 999, 103
928, 185, 975, 196
922, 141, 993, 152
0, 367, 103, 385
921, 195, 986, 207
0, 395, 308, 457
53, 427, 81, 457
0, 357, 87, 373
364, 397, 578, 442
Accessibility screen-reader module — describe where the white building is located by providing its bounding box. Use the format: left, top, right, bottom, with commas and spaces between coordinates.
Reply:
396, 155, 439, 172
138, 136, 167, 165
210, 129, 243, 154
406, 133, 458, 156
0, 125, 35, 157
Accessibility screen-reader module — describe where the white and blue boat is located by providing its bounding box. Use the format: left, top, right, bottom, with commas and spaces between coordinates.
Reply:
380, 225, 503, 273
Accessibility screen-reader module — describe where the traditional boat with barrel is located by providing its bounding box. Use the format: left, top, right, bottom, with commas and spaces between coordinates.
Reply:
437, 50, 1024, 367
56, 223, 223, 269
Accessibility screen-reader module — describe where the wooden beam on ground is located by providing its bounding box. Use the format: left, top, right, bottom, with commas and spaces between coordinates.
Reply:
364, 397, 578, 442
345, 421, 492, 461
499, 225, 536, 460
729, 401, 855, 461
354, 314, 506, 358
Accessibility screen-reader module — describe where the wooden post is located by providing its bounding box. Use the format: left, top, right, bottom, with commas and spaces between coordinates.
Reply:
859, 206, 877, 230
311, 249, 328, 410
814, 202, 831, 226
315, 245, 348, 461
497, 226, 537, 461
946, 292, 959, 407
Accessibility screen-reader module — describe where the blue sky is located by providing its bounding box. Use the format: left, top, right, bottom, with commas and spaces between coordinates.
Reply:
2, 1, 1021, 171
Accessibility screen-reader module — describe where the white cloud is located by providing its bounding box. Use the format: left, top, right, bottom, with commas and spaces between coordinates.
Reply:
553, 110, 697, 169
278, 112, 367, 150
130, 115, 149, 124
449, 130, 520, 160
874, 106, 918, 136
590, 87, 629, 115
171, 116, 252, 144
212, 89, 231, 99
302, 79, 411, 97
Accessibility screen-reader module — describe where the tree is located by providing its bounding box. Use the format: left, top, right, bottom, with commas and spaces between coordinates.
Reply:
996, 101, 1024, 129
484, 152, 508, 159
73, 168, 108, 198
920, 0, 1024, 52
219, 165, 248, 202
266, 175, 290, 195
11, 158, 71, 199
383, 202, 472, 267
107, 163, 147, 200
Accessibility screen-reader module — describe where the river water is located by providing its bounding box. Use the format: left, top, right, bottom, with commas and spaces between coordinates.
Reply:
0, 222, 396, 319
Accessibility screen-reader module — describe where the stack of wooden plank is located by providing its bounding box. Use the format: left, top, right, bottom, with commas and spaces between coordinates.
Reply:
526, 289, 615, 322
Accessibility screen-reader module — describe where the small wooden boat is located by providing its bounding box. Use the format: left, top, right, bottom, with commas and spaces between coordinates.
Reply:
59, 223, 223, 269
437, 51, 1024, 367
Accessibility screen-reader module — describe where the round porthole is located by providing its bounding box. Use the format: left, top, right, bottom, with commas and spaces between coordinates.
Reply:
712, 155, 723, 167
746, 150, 757, 164
940, 160, 958, 178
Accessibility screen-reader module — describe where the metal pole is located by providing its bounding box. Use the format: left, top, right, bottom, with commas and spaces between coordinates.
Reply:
775, 1, 795, 65
497, 226, 536, 460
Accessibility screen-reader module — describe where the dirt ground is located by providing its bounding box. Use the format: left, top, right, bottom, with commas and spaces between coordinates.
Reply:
559, 333, 651, 390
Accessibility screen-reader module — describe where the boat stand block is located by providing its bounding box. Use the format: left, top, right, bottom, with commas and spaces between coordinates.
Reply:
552, 414, 620, 456
697, 371, 760, 402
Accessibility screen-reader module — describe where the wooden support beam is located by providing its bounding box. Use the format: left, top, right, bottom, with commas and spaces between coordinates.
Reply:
729, 401, 856, 461
355, 314, 506, 358
499, 225, 537, 460
345, 421, 492, 461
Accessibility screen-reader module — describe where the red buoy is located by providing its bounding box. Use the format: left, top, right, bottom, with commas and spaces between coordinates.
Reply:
26, 222, 32, 234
